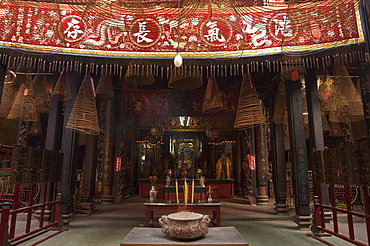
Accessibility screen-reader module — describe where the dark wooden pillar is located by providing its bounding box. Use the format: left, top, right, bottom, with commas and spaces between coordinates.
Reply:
0, 64, 6, 101
266, 78, 289, 213
358, 60, 370, 140
81, 135, 97, 202
271, 122, 289, 213
45, 69, 65, 151
362, 0, 370, 44
305, 68, 325, 151
305, 67, 331, 229
359, 0, 370, 139
130, 131, 136, 193
255, 123, 269, 205
305, 68, 327, 193
100, 99, 115, 204
59, 71, 80, 222
285, 76, 311, 230
234, 131, 243, 195
43, 72, 64, 218
45, 98, 63, 151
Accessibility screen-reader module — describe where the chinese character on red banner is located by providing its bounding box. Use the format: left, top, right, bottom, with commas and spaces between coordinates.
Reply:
114, 157, 122, 172
248, 154, 256, 170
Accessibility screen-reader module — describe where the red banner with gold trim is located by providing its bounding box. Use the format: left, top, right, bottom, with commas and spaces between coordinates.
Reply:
0, 1, 364, 58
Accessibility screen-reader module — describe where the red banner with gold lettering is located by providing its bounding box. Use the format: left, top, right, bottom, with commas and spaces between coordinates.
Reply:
0, 1, 364, 58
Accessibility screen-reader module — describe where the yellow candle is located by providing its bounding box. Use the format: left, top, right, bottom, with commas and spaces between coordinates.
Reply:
191, 179, 194, 203
175, 179, 179, 204
184, 180, 188, 206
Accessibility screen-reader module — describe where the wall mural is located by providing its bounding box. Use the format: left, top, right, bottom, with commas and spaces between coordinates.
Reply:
0, 1, 364, 58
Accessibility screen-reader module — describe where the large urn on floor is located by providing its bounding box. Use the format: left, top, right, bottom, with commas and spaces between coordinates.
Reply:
159, 211, 210, 240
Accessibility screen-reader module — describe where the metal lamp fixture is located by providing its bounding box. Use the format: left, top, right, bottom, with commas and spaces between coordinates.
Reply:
174, 48, 183, 67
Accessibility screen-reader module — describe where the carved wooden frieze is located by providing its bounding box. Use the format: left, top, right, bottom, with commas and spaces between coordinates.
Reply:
27, 147, 43, 183
11, 145, 28, 184
337, 145, 353, 185
52, 151, 63, 182
323, 148, 338, 184
312, 150, 324, 184
41, 149, 53, 182
353, 141, 369, 186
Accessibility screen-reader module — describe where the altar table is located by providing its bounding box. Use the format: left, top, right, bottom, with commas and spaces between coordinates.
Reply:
139, 179, 234, 198
144, 201, 221, 227
164, 186, 206, 200
120, 227, 249, 246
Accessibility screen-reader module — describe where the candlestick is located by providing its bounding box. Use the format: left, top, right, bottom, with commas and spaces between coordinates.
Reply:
191, 179, 194, 203
184, 180, 188, 206
175, 179, 179, 204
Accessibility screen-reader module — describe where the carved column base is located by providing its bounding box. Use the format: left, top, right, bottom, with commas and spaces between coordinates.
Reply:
62, 213, 74, 225
257, 195, 269, 205
323, 211, 333, 224
33, 209, 52, 222
80, 194, 92, 202
235, 187, 242, 195
293, 214, 312, 231
274, 203, 290, 214
102, 195, 114, 204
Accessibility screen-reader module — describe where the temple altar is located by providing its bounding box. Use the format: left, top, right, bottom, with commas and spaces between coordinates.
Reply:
138, 179, 234, 199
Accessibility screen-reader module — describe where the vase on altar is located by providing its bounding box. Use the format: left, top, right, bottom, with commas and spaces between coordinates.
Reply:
149, 186, 157, 202
199, 176, 205, 187
166, 175, 171, 186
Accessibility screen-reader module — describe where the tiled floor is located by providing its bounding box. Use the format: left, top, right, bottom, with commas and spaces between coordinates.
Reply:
13, 195, 366, 246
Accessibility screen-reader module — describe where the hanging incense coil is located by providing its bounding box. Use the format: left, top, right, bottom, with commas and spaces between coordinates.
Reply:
66, 73, 99, 135
29, 114, 42, 135
7, 71, 37, 122
168, 66, 202, 90
272, 80, 286, 124
321, 112, 331, 132
202, 76, 223, 114
96, 69, 114, 100
12, 65, 30, 86
234, 73, 266, 128
325, 64, 364, 122
125, 64, 155, 85
332, 64, 350, 108
345, 77, 364, 122
329, 122, 344, 137
32, 69, 50, 113
318, 73, 337, 113
283, 117, 290, 151
0, 70, 19, 117
328, 106, 347, 123
52, 70, 72, 101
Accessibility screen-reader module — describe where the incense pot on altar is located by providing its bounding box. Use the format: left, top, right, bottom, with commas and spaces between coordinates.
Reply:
160, 178, 210, 240
159, 211, 210, 240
